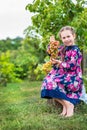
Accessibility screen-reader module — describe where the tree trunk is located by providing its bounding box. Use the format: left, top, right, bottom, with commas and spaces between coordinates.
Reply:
47, 99, 62, 109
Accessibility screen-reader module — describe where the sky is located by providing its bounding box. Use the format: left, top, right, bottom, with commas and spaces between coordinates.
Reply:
0, 0, 33, 39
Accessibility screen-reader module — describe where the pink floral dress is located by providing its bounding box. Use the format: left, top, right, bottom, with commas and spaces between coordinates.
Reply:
41, 45, 83, 105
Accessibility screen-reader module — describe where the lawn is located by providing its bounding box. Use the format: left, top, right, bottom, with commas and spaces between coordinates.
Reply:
0, 81, 87, 130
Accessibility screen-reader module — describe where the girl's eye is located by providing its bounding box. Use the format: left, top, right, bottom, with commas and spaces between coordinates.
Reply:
67, 35, 70, 38
62, 37, 65, 39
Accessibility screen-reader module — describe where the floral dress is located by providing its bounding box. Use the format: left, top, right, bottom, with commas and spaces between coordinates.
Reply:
41, 45, 83, 105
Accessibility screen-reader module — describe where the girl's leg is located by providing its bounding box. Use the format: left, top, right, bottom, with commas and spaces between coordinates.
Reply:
54, 98, 67, 116
62, 100, 74, 117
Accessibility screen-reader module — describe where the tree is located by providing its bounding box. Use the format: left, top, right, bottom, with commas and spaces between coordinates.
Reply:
26, 0, 87, 46
0, 51, 20, 86
25, 0, 87, 75
0, 37, 22, 52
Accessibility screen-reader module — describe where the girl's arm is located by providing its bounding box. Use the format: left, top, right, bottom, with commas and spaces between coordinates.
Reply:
51, 48, 82, 70
59, 49, 82, 70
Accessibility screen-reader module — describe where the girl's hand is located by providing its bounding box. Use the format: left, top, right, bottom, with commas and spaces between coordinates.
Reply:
50, 58, 61, 65
50, 35, 55, 42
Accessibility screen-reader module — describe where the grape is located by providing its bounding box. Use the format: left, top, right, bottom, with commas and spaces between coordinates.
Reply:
42, 61, 52, 74
42, 38, 60, 74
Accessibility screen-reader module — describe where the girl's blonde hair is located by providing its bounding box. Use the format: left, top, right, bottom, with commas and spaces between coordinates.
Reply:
58, 26, 76, 39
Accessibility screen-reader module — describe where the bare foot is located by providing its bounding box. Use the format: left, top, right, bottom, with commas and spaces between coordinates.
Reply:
65, 103, 74, 117
60, 106, 66, 116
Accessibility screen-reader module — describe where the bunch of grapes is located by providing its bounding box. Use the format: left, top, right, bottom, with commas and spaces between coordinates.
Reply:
42, 61, 52, 74
42, 36, 60, 74
48, 40, 60, 59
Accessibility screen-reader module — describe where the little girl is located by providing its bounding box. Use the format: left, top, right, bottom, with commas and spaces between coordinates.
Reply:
41, 26, 85, 117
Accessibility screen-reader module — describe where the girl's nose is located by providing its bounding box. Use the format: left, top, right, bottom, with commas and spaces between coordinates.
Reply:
65, 38, 68, 41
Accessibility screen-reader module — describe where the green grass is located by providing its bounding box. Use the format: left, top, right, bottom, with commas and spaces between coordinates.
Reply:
0, 81, 87, 130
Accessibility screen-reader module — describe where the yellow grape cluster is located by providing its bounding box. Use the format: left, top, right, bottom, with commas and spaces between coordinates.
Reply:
42, 61, 52, 74
42, 40, 60, 74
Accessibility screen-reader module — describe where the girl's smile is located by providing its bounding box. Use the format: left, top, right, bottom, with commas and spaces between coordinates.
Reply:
60, 30, 75, 46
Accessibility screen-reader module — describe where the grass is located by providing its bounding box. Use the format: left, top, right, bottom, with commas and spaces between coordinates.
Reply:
0, 81, 87, 130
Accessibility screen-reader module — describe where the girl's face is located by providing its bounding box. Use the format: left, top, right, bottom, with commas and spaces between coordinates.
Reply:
60, 30, 75, 46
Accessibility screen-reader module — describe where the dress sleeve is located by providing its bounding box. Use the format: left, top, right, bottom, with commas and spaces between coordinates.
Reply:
59, 48, 82, 70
